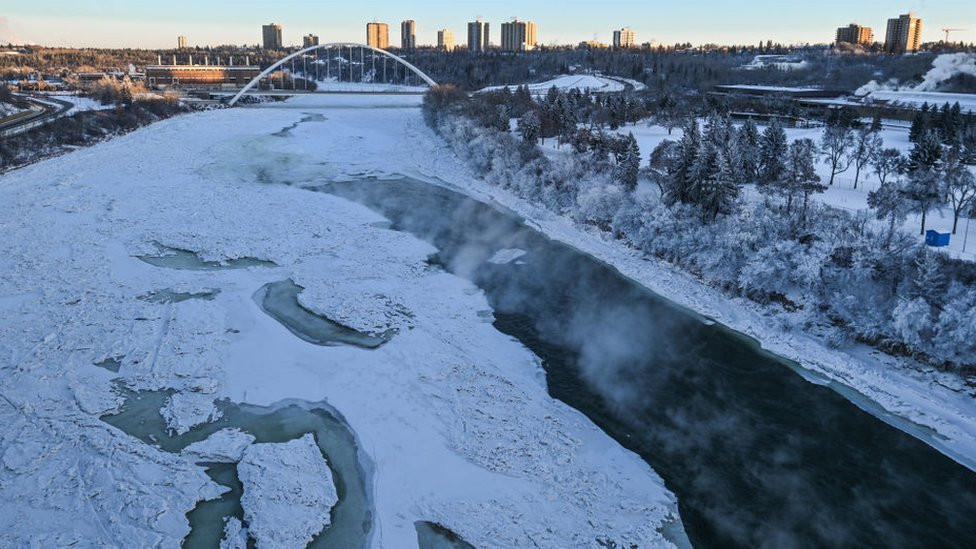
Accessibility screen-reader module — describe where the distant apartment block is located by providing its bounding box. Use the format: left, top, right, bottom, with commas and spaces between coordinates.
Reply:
835, 24, 874, 45
467, 19, 490, 52
262, 23, 283, 49
303, 34, 319, 48
401, 20, 417, 50
367, 22, 390, 49
438, 29, 455, 51
578, 40, 609, 50
500, 19, 537, 52
612, 28, 636, 49
177, 35, 187, 49
884, 13, 922, 53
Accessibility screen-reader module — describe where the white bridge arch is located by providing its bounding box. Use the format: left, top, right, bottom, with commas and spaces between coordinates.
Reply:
228, 42, 437, 106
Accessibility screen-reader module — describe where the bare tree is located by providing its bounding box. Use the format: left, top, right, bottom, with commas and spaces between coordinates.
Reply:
848, 127, 882, 189
821, 125, 854, 186
944, 147, 976, 234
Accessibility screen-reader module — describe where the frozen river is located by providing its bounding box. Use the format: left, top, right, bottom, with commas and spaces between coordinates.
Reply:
318, 176, 976, 548
3, 93, 976, 548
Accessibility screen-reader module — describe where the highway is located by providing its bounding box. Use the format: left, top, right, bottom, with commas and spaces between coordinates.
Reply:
0, 94, 74, 138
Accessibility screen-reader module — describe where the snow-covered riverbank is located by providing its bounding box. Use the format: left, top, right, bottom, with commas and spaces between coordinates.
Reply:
392, 100, 976, 474
0, 95, 685, 547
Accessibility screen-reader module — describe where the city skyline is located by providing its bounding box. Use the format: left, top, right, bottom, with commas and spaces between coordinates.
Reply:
3, 0, 975, 49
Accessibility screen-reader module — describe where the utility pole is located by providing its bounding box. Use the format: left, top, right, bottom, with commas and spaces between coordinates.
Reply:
964, 209, 972, 253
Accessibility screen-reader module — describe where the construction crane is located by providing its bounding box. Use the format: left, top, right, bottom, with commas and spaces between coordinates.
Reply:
941, 28, 965, 42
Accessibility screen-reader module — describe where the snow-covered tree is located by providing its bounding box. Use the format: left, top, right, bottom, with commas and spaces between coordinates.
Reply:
911, 250, 947, 309
961, 126, 976, 166
663, 118, 701, 205
517, 110, 541, 144
905, 130, 945, 234
695, 142, 739, 222
891, 297, 933, 350
943, 146, 976, 234
933, 283, 976, 368
907, 130, 943, 173
789, 138, 825, 224
904, 170, 943, 236
871, 147, 906, 185
820, 125, 854, 186
648, 139, 679, 196
737, 118, 761, 182
848, 127, 882, 189
867, 180, 911, 249
616, 132, 641, 192
909, 107, 929, 144
758, 119, 788, 184
654, 94, 682, 135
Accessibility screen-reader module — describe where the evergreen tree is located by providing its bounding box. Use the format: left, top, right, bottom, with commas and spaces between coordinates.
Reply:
118, 83, 133, 106
517, 110, 541, 144
907, 130, 943, 173
545, 85, 560, 107
962, 126, 976, 166
905, 131, 945, 235
722, 126, 745, 183
870, 114, 883, 133
758, 118, 788, 184
697, 144, 740, 222
737, 118, 761, 181
665, 117, 701, 205
909, 109, 927, 144
616, 132, 641, 192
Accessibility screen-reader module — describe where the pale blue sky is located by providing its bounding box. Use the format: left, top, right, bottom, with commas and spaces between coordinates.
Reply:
2, 1, 974, 48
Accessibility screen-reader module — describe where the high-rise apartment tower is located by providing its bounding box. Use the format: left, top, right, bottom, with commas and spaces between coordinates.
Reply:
884, 13, 922, 53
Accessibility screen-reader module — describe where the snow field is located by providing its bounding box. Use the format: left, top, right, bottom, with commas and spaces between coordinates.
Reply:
0, 94, 685, 548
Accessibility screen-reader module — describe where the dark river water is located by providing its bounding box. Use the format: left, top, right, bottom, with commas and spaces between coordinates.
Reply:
317, 177, 976, 549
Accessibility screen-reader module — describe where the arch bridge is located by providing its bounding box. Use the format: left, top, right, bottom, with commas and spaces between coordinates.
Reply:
228, 43, 437, 106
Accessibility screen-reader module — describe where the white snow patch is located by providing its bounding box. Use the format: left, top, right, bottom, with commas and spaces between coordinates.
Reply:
0, 101, 25, 117
220, 517, 248, 549
161, 391, 222, 436
238, 434, 337, 548
49, 94, 115, 116
181, 429, 256, 463
481, 74, 627, 95
488, 248, 528, 264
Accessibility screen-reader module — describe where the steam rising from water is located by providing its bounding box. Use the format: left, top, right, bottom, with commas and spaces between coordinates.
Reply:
318, 177, 976, 549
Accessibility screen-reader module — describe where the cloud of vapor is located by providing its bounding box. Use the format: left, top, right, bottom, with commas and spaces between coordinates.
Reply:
856, 52, 976, 95
914, 52, 976, 91
0, 17, 21, 45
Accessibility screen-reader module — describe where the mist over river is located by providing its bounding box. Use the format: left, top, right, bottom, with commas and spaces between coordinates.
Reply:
319, 176, 976, 548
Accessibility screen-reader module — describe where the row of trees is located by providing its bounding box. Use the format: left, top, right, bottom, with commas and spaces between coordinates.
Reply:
423, 85, 976, 372
909, 101, 975, 147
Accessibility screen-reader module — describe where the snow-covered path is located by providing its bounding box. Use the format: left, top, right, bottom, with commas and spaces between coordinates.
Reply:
0, 95, 684, 547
